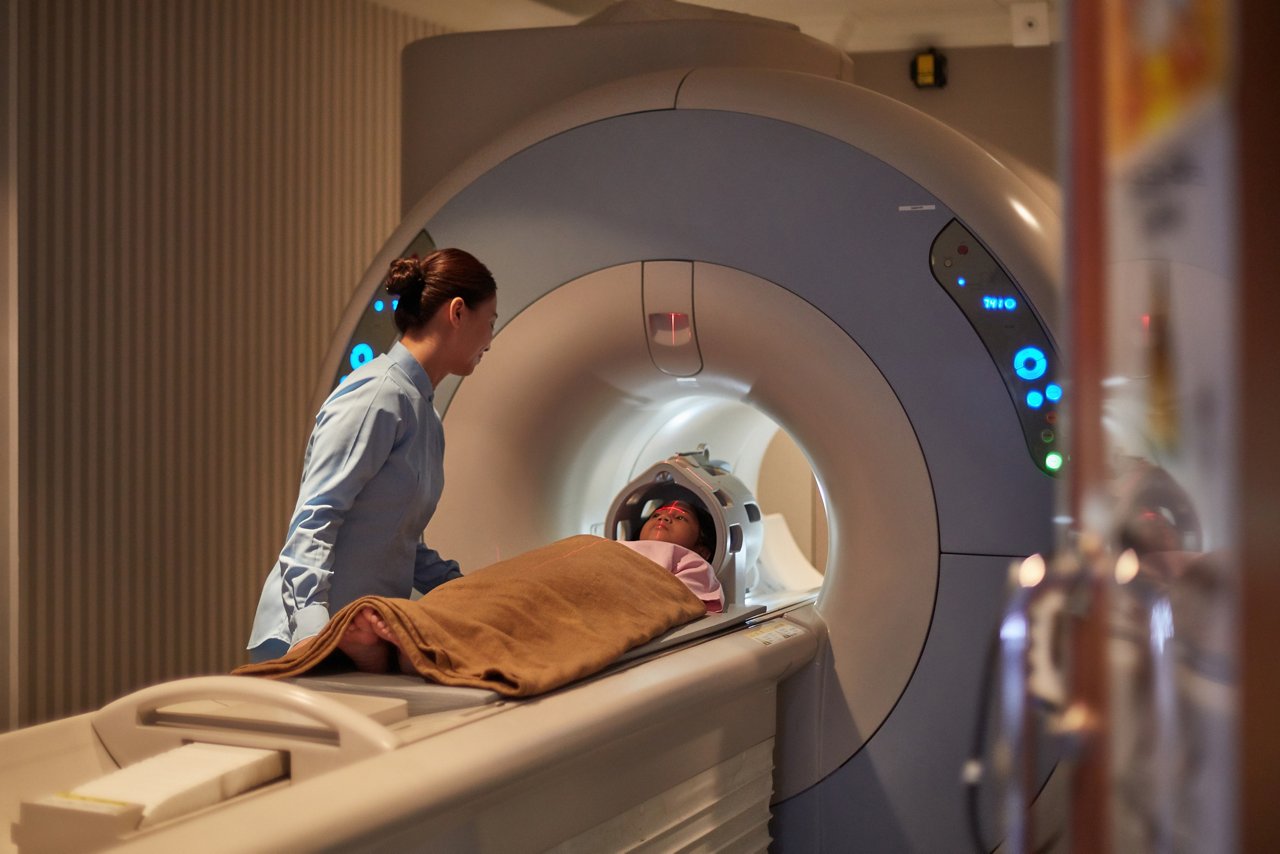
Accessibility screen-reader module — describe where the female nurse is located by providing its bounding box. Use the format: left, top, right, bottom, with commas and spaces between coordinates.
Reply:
247, 248, 498, 662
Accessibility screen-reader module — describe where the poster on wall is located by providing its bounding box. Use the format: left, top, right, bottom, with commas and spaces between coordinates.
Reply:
1101, 0, 1236, 849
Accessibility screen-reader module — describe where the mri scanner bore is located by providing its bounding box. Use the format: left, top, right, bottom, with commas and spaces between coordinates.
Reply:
345, 57, 1066, 850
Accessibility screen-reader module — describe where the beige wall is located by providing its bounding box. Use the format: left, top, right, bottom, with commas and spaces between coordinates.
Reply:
851, 45, 1058, 180
3, 0, 443, 730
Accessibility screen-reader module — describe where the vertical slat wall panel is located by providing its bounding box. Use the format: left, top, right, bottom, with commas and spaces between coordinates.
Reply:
11, 0, 443, 728
3, 0, 21, 731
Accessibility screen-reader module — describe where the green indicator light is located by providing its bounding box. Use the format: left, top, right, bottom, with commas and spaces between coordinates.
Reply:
1045, 452, 1064, 471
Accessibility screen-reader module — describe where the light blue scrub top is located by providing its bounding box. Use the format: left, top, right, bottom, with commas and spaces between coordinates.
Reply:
248, 341, 460, 652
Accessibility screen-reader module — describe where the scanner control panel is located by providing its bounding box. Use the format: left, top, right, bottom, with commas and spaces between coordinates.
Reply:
930, 219, 1065, 477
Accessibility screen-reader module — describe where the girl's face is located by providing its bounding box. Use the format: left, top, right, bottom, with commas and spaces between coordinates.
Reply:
639, 501, 703, 552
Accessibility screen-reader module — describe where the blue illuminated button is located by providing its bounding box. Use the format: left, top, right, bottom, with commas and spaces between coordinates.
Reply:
374, 299, 385, 312
957, 277, 967, 287
1045, 383, 1062, 402
349, 343, 375, 370
1013, 347, 1048, 380
1026, 390, 1045, 409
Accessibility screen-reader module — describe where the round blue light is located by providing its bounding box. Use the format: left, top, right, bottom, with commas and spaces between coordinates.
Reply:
373, 299, 385, 312
1004, 297, 1018, 310
957, 277, 967, 287
1045, 383, 1062, 402
1013, 346, 1048, 380
1026, 390, 1045, 409
349, 343, 375, 370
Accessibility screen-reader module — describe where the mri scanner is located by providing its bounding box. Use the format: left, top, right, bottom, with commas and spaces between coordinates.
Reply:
2, 9, 1067, 853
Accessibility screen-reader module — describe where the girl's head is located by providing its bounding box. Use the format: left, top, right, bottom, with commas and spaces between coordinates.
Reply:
638, 497, 716, 560
385, 248, 498, 377
385, 248, 497, 334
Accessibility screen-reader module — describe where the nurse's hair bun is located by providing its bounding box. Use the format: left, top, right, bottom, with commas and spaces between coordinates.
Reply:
384, 256, 426, 298
383, 248, 496, 335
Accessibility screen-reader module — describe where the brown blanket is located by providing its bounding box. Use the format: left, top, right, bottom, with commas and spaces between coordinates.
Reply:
233, 535, 707, 696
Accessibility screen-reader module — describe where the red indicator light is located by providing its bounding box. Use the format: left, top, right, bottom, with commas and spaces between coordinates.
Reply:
1045, 412, 1058, 425
648, 312, 692, 347
958, 244, 969, 255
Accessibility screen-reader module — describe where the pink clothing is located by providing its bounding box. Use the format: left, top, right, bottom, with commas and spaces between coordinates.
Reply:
619, 540, 725, 613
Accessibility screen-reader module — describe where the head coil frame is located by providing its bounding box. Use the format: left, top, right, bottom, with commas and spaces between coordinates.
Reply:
605, 448, 763, 604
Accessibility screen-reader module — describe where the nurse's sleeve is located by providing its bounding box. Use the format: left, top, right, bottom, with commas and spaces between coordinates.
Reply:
413, 542, 461, 594
278, 381, 401, 644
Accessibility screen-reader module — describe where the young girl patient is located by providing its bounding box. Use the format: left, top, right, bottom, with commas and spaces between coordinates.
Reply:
616, 499, 724, 613
338, 499, 724, 673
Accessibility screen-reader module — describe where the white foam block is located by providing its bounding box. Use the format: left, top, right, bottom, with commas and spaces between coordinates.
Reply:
72, 742, 285, 827
14, 793, 144, 853
754, 513, 824, 595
